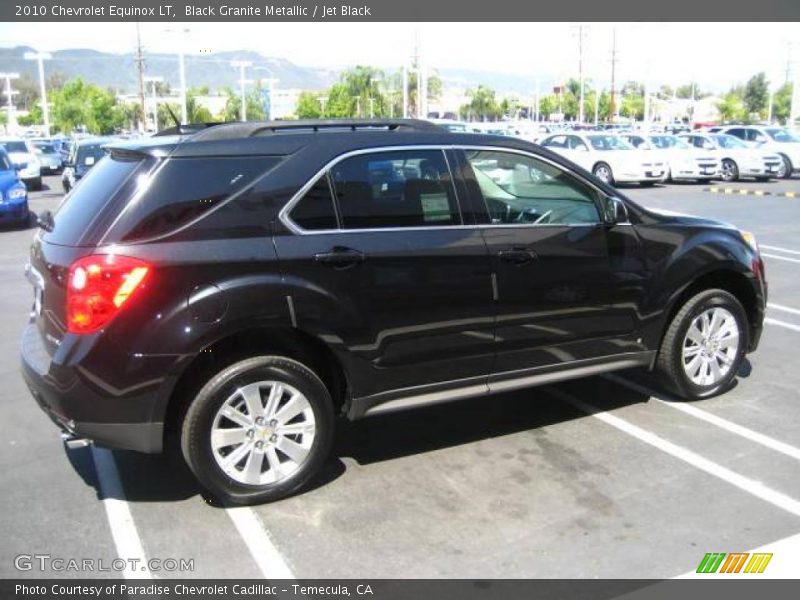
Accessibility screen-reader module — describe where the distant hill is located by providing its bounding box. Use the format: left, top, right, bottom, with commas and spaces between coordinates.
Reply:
0, 46, 545, 96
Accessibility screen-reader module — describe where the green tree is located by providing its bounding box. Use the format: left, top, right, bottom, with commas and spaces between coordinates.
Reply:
620, 93, 645, 120
460, 85, 501, 121
296, 91, 323, 119
220, 85, 266, 122
743, 72, 769, 118
716, 92, 746, 122
50, 78, 124, 134
773, 82, 793, 123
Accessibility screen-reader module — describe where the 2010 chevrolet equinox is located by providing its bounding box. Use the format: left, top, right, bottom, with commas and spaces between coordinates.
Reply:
21, 119, 766, 504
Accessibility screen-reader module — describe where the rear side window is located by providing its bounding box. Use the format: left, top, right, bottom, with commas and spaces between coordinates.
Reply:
330, 150, 461, 229
107, 156, 281, 242
289, 176, 338, 230
48, 154, 145, 246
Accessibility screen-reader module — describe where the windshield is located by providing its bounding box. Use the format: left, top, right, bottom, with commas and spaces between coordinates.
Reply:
766, 128, 800, 143
34, 142, 57, 154
0, 141, 29, 154
586, 135, 632, 150
650, 135, 689, 150
712, 134, 746, 149
0, 152, 11, 171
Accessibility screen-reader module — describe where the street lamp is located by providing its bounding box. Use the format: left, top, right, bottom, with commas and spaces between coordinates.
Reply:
23, 52, 51, 136
254, 66, 279, 121
163, 27, 191, 125
231, 60, 253, 121
143, 75, 163, 132
0, 72, 20, 131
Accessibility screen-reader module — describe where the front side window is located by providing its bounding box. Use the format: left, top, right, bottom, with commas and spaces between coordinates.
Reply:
465, 150, 602, 226
331, 150, 461, 229
290, 175, 338, 230
714, 134, 746, 149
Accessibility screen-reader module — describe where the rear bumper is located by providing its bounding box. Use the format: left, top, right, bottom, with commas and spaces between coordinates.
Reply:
20, 320, 174, 453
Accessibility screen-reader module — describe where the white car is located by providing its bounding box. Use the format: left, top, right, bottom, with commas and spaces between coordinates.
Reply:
621, 133, 720, 182
679, 133, 781, 182
0, 137, 41, 190
539, 132, 666, 186
719, 126, 800, 178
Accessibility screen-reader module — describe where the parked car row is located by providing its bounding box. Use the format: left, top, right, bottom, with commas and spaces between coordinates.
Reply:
430, 119, 800, 185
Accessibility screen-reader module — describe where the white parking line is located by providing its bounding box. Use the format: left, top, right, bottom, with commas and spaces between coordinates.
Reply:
760, 244, 800, 256
90, 447, 152, 579
225, 506, 295, 579
604, 374, 800, 462
543, 386, 800, 518
765, 317, 800, 333
768, 302, 800, 317
761, 253, 800, 264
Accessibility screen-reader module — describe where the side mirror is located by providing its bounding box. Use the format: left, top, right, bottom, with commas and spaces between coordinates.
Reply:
603, 196, 629, 226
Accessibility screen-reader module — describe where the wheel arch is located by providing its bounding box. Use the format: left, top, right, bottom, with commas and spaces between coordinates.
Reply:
658, 268, 759, 355
162, 325, 350, 438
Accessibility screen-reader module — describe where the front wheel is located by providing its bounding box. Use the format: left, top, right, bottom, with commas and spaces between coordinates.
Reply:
181, 355, 335, 505
720, 159, 738, 182
656, 289, 748, 400
778, 154, 793, 179
593, 162, 615, 186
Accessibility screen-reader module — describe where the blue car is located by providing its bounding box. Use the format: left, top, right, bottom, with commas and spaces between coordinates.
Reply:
0, 148, 30, 226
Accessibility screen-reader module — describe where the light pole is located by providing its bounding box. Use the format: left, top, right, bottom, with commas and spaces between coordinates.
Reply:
23, 52, 51, 136
164, 27, 191, 125
0, 72, 20, 131
254, 67, 279, 120
143, 75, 163, 132
402, 64, 409, 118
231, 60, 253, 121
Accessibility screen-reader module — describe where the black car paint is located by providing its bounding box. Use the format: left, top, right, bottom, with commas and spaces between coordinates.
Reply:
21, 126, 766, 453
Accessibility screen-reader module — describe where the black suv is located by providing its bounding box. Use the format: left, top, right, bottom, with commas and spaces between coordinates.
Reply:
22, 119, 766, 504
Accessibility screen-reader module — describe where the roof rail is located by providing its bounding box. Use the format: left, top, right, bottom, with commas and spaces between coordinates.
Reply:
153, 122, 224, 137
187, 118, 443, 142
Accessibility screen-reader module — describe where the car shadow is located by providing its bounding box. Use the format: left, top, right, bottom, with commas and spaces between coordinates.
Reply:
0, 210, 38, 232
65, 374, 653, 504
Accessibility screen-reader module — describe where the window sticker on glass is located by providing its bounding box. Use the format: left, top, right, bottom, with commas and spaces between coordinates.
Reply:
421, 192, 452, 222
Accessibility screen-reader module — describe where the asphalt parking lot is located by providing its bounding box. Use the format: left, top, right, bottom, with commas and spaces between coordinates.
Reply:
1, 174, 799, 580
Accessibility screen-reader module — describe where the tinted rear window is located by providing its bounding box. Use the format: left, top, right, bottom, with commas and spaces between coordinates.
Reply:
106, 156, 282, 242
47, 155, 145, 246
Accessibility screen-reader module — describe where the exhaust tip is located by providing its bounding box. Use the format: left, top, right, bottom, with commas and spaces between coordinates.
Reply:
61, 432, 91, 450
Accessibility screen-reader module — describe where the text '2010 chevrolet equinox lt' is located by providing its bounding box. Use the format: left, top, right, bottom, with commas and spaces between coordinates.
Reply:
21, 119, 767, 504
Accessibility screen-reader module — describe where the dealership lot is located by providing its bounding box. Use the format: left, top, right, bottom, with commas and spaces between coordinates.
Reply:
1, 175, 799, 579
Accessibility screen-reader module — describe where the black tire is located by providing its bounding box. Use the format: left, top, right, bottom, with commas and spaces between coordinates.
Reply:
593, 162, 615, 186
181, 355, 335, 505
720, 159, 738, 182
778, 154, 793, 179
656, 289, 748, 400
30, 177, 42, 191
62, 180, 70, 194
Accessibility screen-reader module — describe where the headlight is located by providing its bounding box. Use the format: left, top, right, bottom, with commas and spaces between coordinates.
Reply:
740, 230, 759, 253
7, 186, 26, 200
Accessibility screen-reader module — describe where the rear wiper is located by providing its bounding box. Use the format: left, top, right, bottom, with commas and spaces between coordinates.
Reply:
37, 210, 54, 232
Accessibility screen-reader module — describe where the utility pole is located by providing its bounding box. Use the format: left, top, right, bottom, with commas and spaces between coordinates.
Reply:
135, 23, 147, 133
573, 25, 587, 123
230, 60, 253, 121
402, 64, 409, 118
790, 58, 800, 131
609, 29, 619, 122
24, 52, 52, 136
0, 72, 20, 131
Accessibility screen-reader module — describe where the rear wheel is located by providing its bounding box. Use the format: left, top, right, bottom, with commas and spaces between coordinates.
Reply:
656, 289, 747, 400
593, 162, 615, 185
181, 355, 335, 505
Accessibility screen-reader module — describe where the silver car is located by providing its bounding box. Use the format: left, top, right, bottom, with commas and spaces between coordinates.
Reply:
32, 141, 64, 175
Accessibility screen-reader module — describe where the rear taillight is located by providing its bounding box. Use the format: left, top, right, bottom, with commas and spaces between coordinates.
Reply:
66, 255, 151, 334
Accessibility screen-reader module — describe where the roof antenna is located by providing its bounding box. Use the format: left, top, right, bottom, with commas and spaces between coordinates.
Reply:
164, 104, 182, 133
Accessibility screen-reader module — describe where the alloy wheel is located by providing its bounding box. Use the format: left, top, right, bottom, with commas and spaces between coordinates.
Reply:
681, 307, 740, 387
